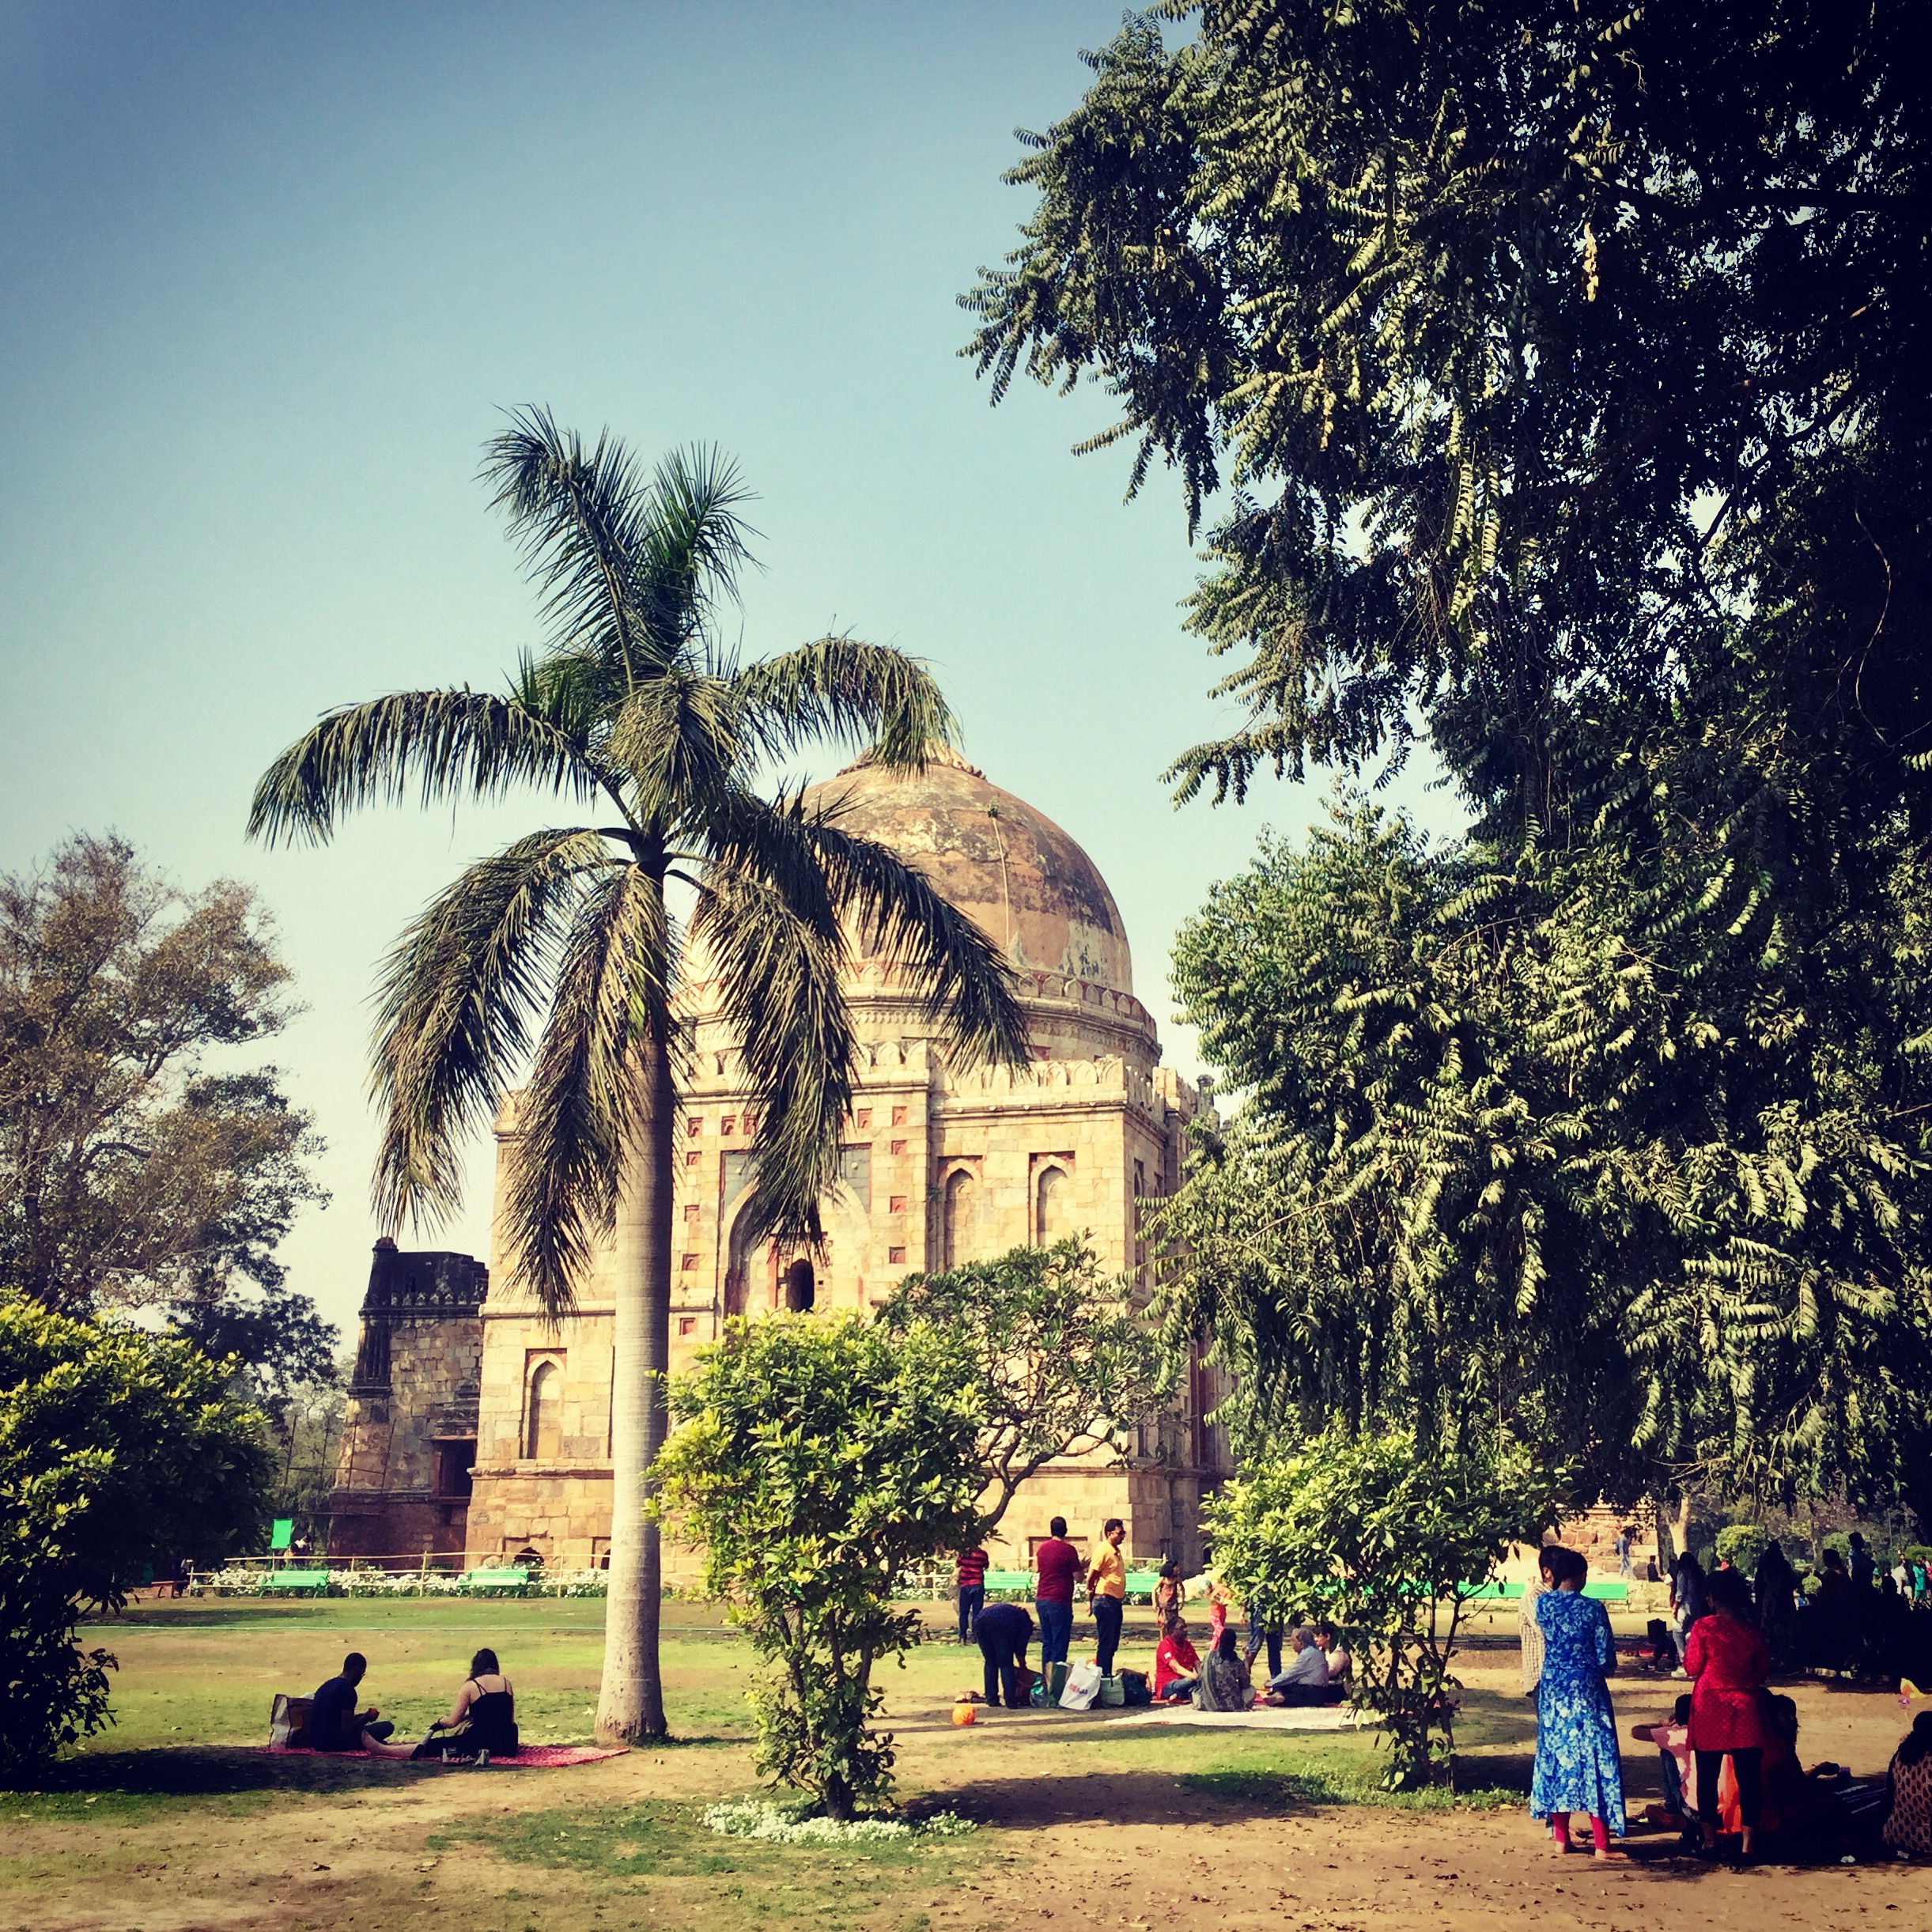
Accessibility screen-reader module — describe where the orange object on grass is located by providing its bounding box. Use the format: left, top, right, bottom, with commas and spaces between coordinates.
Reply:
951, 1702, 977, 1726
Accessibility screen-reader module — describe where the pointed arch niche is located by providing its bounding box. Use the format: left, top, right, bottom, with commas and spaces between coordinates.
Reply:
1034, 1156, 1075, 1246
940, 1161, 982, 1270
522, 1354, 565, 1460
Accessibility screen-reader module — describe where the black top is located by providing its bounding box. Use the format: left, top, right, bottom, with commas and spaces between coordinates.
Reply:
309, 1675, 361, 1752
462, 1685, 518, 1755
973, 1601, 1034, 1647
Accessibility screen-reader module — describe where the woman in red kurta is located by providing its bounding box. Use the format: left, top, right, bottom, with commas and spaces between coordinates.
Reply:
1684, 1567, 1771, 1856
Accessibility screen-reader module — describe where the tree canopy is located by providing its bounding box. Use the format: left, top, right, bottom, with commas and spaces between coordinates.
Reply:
964, 0, 1930, 819
971, 2, 1932, 1524
1, 1293, 274, 1775
875, 1238, 1174, 1531
0, 836, 331, 1382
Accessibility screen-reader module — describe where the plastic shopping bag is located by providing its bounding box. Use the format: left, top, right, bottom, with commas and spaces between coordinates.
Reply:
1060, 1659, 1103, 1711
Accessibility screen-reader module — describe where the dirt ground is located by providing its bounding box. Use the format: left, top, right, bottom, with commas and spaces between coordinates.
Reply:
6, 1614, 1930, 1932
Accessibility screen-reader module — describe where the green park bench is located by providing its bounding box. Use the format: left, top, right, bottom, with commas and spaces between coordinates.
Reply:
461, 1567, 533, 1597
979, 1569, 1164, 1601
263, 1568, 332, 1596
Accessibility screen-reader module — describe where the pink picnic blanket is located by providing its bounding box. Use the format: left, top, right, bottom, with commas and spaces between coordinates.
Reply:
263, 1743, 626, 1767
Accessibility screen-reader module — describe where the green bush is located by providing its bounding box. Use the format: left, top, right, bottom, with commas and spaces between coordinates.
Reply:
654, 1314, 982, 1820
1, 1294, 273, 1779
1715, 1525, 1769, 1575
1206, 1426, 1563, 1790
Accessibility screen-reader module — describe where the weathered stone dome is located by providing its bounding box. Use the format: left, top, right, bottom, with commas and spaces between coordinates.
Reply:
804, 744, 1135, 995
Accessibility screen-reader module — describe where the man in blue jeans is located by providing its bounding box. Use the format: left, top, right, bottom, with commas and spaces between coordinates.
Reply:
1034, 1516, 1079, 1670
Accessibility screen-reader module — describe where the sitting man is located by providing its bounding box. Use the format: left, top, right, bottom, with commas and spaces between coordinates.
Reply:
1264, 1626, 1344, 1706
308, 1651, 416, 1757
1153, 1620, 1203, 1702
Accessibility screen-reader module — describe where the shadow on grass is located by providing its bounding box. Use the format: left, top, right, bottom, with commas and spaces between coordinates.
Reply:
11, 1735, 739, 1806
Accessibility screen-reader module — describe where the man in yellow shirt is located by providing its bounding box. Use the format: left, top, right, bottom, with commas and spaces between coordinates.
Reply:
1087, 1517, 1128, 1675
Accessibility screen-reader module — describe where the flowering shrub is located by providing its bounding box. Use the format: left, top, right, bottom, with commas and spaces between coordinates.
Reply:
701, 1798, 975, 1843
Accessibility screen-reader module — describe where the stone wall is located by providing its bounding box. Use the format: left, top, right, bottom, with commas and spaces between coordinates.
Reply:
327, 1241, 487, 1560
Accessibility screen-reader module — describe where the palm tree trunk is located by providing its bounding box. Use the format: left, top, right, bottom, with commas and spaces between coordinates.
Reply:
595, 1030, 675, 1741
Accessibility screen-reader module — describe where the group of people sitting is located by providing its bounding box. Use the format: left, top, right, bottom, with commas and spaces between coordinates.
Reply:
305, 1648, 520, 1762
1151, 1617, 1350, 1711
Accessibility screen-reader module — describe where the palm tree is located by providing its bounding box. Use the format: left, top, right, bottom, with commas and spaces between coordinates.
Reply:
248, 412, 1030, 1739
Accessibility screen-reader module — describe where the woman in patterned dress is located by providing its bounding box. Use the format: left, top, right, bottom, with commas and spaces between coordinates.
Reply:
1882, 1711, 1932, 1856
1530, 1545, 1627, 1858
1685, 1566, 1771, 1858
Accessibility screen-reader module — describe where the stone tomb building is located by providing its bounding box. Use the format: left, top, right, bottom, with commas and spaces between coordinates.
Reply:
330, 750, 1227, 1573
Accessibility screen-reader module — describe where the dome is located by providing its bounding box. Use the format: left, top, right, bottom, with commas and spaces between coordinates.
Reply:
803, 745, 1135, 996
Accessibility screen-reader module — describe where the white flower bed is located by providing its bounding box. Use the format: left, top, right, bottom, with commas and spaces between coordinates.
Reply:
199, 1566, 611, 1597
701, 1798, 975, 1844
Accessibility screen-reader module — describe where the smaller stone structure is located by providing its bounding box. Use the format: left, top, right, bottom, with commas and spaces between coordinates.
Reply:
326, 1239, 489, 1560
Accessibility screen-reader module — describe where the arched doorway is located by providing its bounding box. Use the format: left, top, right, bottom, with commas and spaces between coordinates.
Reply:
783, 1257, 815, 1312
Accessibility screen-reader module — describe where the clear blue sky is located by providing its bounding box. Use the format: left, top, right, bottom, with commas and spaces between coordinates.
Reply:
0, 1, 1461, 1340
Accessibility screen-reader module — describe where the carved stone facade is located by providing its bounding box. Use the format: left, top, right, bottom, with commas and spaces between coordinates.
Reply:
463, 749, 1228, 1575
326, 1241, 489, 1558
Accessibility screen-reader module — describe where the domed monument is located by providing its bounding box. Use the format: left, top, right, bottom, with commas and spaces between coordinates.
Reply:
329, 750, 1225, 1575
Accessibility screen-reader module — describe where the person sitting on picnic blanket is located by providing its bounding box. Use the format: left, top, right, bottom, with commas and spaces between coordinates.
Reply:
1264, 1627, 1345, 1707
1153, 1620, 1202, 1701
1194, 1626, 1255, 1711
309, 1653, 415, 1757
414, 1648, 519, 1760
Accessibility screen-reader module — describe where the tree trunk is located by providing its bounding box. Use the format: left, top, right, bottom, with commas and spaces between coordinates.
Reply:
595, 1030, 675, 1742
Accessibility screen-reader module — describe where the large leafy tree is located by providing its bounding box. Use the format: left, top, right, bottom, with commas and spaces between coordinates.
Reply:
0, 835, 331, 1369
968, 3, 1932, 1520
1, 1292, 274, 1777
248, 414, 1030, 1741
1155, 801, 1932, 1515
876, 1237, 1174, 1532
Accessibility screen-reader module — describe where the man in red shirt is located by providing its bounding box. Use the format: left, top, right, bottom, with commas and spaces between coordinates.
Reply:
955, 1544, 989, 1644
1034, 1516, 1079, 1670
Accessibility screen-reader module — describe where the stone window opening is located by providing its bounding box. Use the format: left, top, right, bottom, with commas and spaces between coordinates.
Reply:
523, 1358, 563, 1460
434, 1440, 475, 1500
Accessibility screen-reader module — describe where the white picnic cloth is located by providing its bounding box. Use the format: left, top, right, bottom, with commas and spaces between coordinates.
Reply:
1119, 1703, 1366, 1730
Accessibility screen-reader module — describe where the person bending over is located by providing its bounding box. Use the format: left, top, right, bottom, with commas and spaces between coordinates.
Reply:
308, 1652, 414, 1758
416, 1647, 518, 1760
975, 1600, 1035, 1709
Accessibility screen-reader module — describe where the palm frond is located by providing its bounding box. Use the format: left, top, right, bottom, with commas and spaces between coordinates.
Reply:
690, 856, 853, 1250
604, 667, 744, 826
633, 444, 760, 660
501, 864, 674, 1314
248, 689, 600, 847
731, 635, 958, 769
369, 828, 619, 1231
791, 803, 1030, 1069
482, 406, 660, 682
509, 647, 620, 746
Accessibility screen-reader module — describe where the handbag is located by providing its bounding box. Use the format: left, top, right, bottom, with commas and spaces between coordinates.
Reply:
1098, 1673, 1125, 1707
1117, 1668, 1151, 1707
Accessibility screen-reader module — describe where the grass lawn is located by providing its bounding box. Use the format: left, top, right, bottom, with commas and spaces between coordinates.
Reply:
5, 1598, 1926, 1931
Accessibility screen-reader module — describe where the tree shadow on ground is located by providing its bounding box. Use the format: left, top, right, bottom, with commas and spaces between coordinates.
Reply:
19, 1746, 447, 1798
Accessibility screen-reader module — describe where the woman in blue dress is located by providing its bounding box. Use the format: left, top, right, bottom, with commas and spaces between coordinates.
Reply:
1531, 1544, 1627, 1858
